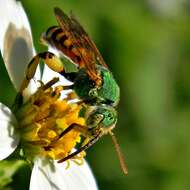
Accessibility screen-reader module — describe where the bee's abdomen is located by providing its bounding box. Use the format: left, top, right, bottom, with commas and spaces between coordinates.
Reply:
45, 26, 65, 45
44, 26, 82, 65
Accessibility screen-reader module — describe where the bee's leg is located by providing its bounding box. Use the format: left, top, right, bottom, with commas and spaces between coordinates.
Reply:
19, 51, 65, 93
57, 130, 103, 163
43, 123, 88, 151
58, 123, 88, 139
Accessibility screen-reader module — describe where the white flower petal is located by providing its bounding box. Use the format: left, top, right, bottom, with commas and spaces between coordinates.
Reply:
42, 65, 73, 87
0, 0, 40, 91
30, 158, 98, 190
0, 103, 19, 160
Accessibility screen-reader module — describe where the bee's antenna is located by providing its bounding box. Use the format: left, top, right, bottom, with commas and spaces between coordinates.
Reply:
109, 131, 128, 175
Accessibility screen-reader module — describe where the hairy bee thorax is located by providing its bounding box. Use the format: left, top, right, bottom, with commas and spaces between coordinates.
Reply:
13, 78, 86, 164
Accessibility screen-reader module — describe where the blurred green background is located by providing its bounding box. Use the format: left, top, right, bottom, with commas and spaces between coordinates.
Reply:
1, 0, 190, 189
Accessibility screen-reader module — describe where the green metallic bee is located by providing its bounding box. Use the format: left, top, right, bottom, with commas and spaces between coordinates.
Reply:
20, 7, 128, 175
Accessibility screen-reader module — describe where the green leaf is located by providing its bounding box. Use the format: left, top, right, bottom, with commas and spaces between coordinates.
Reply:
0, 160, 26, 187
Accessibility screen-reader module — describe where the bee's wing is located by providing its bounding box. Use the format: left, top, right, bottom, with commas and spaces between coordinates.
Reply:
54, 7, 107, 85
69, 11, 108, 68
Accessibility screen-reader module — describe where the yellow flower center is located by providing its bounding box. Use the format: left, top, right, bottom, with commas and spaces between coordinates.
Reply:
14, 78, 86, 163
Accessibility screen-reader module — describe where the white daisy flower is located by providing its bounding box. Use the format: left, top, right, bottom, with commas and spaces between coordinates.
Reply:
0, 0, 98, 189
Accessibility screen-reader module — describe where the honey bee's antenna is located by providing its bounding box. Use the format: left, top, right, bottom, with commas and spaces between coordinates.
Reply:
109, 131, 128, 175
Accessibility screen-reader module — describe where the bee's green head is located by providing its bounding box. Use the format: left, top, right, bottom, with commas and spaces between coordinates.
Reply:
86, 105, 117, 130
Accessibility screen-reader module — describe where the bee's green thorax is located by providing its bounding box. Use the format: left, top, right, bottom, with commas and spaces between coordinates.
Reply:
98, 67, 120, 106
73, 66, 120, 106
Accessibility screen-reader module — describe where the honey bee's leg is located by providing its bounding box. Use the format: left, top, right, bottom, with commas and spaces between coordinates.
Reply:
19, 51, 65, 93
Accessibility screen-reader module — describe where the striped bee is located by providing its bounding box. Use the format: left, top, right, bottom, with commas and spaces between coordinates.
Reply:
19, 7, 128, 175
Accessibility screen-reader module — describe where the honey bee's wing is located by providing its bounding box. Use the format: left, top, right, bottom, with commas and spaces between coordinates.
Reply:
54, 7, 106, 85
